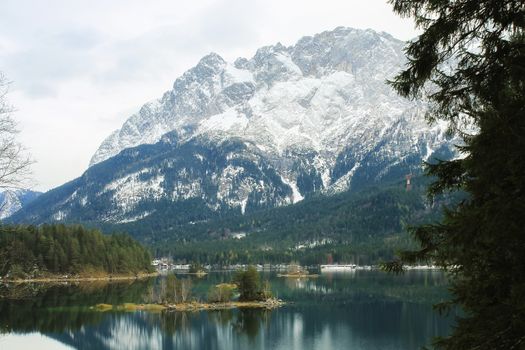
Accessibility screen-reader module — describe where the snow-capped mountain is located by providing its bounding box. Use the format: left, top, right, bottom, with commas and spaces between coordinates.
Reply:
10, 27, 454, 226
92, 27, 447, 170
0, 189, 41, 219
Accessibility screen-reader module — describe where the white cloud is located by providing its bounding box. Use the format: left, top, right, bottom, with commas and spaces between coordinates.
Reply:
0, 0, 418, 191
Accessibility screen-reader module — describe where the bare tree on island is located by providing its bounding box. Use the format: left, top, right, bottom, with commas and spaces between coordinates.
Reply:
0, 72, 33, 191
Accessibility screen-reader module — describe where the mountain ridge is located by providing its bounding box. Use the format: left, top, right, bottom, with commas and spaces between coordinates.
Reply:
11, 27, 455, 227
0, 189, 41, 220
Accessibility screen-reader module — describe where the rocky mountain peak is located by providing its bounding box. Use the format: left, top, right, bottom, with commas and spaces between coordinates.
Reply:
90, 27, 415, 167
13, 26, 457, 226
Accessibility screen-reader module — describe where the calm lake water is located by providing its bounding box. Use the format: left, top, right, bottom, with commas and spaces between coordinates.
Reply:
0, 270, 456, 350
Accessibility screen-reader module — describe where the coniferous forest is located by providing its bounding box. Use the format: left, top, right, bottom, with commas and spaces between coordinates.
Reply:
383, 0, 525, 348
144, 181, 460, 265
0, 224, 154, 279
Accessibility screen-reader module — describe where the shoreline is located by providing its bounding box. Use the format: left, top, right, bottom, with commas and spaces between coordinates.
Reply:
171, 271, 208, 276
2, 272, 159, 284
94, 298, 285, 312
277, 274, 319, 278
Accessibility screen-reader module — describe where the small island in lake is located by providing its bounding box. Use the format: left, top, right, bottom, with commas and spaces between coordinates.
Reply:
94, 298, 284, 312
186, 263, 208, 276
93, 265, 284, 312
277, 262, 318, 278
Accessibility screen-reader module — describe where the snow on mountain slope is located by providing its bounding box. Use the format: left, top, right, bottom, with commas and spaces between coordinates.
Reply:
0, 189, 41, 219
90, 27, 449, 182
11, 27, 455, 226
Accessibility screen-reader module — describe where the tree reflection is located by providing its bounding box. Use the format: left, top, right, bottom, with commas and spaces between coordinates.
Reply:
207, 309, 234, 326
0, 279, 154, 334
157, 311, 192, 336
233, 309, 270, 340
0, 271, 457, 350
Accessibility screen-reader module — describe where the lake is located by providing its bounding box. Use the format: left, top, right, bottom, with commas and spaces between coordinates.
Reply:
0, 270, 456, 349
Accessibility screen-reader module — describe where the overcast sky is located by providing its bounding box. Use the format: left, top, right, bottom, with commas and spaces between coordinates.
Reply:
0, 0, 418, 192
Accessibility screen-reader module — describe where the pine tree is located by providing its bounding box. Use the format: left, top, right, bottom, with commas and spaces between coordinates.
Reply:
384, 1, 525, 349
234, 266, 263, 301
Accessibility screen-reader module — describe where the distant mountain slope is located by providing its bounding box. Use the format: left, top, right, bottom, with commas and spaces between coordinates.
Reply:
107, 175, 459, 265
0, 189, 41, 219
11, 27, 455, 227
9, 134, 297, 224
91, 27, 439, 168
115, 177, 433, 243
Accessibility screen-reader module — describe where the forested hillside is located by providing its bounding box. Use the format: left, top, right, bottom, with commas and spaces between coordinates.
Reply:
137, 177, 460, 265
2, 176, 459, 267
0, 224, 154, 279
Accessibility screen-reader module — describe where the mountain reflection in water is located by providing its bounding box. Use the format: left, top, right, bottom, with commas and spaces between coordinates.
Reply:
0, 270, 457, 350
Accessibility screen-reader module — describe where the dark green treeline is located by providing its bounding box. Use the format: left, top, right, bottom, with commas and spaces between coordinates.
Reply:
0, 224, 154, 279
